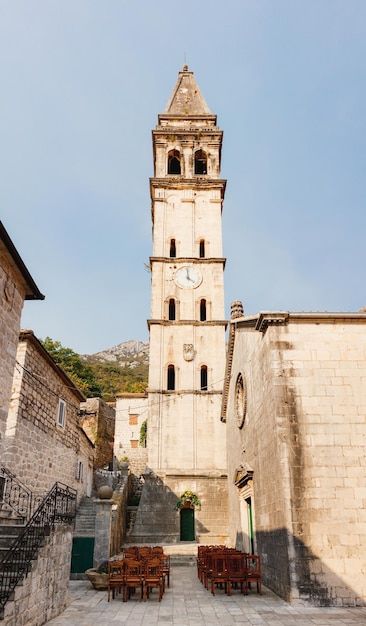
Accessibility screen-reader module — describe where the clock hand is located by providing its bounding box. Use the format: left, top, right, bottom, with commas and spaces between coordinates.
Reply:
186, 268, 193, 282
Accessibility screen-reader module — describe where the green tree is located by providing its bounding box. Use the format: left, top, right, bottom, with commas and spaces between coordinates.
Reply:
139, 420, 147, 448
41, 337, 102, 397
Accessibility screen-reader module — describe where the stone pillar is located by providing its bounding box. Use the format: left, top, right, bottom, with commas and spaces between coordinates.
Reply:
93, 498, 113, 567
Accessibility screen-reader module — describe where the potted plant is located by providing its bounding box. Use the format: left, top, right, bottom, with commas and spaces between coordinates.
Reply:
174, 489, 201, 510
85, 560, 109, 590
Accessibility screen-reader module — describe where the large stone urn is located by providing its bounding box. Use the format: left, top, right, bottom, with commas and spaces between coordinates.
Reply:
85, 567, 108, 590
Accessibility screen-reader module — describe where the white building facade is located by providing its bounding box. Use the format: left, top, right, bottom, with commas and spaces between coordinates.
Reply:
144, 66, 229, 542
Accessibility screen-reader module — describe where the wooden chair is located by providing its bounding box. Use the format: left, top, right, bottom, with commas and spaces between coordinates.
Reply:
124, 547, 138, 558
203, 550, 216, 589
161, 554, 170, 589
143, 556, 164, 602
227, 552, 246, 596
138, 546, 152, 561
207, 553, 228, 596
197, 546, 208, 583
108, 559, 124, 601
123, 558, 144, 602
244, 554, 262, 595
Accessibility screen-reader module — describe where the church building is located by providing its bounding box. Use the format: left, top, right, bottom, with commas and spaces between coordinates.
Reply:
120, 66, 366, 608
222, 301, 366, 606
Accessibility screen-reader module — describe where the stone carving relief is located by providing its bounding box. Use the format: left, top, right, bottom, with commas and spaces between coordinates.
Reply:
183, 344, 194, 361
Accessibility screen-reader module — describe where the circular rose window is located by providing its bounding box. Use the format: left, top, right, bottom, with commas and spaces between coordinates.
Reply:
235, 372, 247, 428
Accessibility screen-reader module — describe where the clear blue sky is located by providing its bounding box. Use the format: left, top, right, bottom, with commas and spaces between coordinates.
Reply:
1, 1, 365, 354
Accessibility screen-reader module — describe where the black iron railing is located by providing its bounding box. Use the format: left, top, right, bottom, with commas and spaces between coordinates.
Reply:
0, 481, 76, 618
0, 466, 34, 522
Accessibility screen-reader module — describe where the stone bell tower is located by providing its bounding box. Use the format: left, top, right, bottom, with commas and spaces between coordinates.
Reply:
134, 66, 229, 544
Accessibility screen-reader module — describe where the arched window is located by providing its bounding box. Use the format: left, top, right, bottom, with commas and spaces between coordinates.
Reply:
168, 298, 176, 321
200, 365, 208, 391
194, 149, 207, 175
199, 239, 205, 258
167, 365, 175, 391
168, 150, 181, 174
200, 299, 207, 322
170, 238, 176, 258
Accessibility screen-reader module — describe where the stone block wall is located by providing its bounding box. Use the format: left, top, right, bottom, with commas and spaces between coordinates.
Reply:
225, 312, 366, 606
123, 448, 148, 476
4, 332, 95, 505
165, 474, 229, 545
0, 249, 27, 447
81, 397, 115, 469
130, 470, 229, 544
3, 526, 72, 626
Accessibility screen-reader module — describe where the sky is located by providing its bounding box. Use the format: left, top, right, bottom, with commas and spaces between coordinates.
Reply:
1, 1, 365, 355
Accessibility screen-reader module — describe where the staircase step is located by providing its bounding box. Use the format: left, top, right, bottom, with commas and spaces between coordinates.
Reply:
73, 496, 97, 537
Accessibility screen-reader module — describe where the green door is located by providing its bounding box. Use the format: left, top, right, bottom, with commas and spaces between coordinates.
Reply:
180, 508, 195, 541
70, 537, 95, 573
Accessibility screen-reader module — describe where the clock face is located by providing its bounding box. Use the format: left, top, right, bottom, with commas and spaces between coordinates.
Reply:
174, 266, 202, 289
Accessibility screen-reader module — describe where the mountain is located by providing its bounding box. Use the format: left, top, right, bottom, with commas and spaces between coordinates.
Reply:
81, 340, 149, 401
83, 340, 149, 366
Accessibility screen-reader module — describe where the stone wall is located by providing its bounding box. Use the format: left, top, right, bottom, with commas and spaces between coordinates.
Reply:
124, 448, 148, 476
81, 397, 115, 469
3, 526, 72, 626
0, 248, 27, 447
4, 332, 95, 505
130, 470, 229, 544
225, 311, 366, 606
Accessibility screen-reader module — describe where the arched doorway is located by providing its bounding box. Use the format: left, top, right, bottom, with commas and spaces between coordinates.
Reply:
180, 506, 195, 541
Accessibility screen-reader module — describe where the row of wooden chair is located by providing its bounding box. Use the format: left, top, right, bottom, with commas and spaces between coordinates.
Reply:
197, 545, 262, 596
108, 548, 170, 602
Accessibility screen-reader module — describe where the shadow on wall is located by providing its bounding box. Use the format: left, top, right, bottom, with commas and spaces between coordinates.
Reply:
130, 469, 209, 542
236, 528, 365, 608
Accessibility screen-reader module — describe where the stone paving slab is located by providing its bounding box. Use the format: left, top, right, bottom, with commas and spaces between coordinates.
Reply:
46, 564, 366, 626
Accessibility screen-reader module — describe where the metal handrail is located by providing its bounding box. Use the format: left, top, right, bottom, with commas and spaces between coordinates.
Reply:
0, 481, 76, 618
0, 466, 33, 522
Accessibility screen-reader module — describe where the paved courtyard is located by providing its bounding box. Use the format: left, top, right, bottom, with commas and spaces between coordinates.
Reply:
46, 563, 366, 626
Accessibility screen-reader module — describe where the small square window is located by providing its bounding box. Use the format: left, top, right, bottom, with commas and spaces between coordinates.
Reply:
129, 414, 138, 425
57, 399, 66, 427
131, 440, 138, 449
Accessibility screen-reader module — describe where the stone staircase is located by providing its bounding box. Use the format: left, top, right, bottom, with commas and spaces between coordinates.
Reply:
73, 495, 96, 537
0, 503, 27, 563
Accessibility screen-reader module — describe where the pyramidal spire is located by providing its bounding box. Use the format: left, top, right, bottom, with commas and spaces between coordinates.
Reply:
163, 65, 211, 116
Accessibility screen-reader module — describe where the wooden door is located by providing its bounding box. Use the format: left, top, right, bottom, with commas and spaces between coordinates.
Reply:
180, 507, 195, 541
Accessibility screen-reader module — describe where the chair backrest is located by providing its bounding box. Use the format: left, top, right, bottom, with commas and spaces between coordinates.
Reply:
212, 553, 227, 575
124, 558, 143, 578
228, 553, 245, 576
246, 554, 261, 576
139, 546, 152, 559
144, 556, 162, 579
124, 547, 138, 558
108, 559, 124, 578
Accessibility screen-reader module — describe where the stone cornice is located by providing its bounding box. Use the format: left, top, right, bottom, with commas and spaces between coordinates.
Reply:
0, 221, 45, 301
150, 256, 226, 266
150, 177, 226, 194
233, 311, 366, 333
147, 319, 228, 329
147, 389, 222, 396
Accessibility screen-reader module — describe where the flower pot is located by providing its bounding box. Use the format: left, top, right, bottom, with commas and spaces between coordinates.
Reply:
85, 568, 108, 590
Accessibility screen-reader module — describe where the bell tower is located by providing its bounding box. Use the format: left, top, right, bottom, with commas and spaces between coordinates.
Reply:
146, 66, 228, 542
